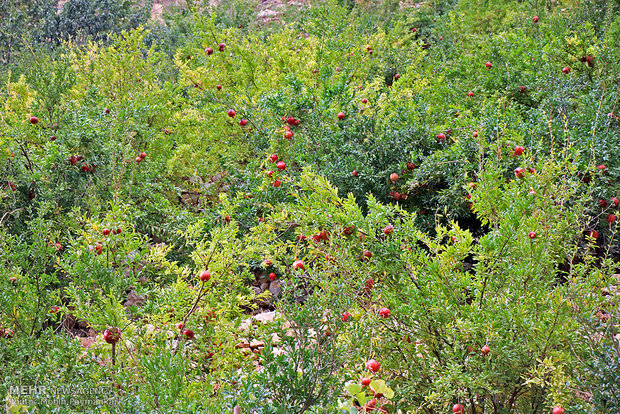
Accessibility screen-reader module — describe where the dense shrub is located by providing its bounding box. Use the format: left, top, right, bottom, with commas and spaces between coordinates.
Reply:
1, 0, 619, 412
0, 0, 150, 66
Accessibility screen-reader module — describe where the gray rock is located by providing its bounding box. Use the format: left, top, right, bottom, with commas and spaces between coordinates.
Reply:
257, 9, 278, 18
123, 290, 146, 309
269, 280, 282, 297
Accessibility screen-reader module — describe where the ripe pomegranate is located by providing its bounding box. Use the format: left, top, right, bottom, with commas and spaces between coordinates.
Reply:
103, 328, 121, 344
515, 167, 525, 178
199, 270, 211, 282
366, 359, 380, 372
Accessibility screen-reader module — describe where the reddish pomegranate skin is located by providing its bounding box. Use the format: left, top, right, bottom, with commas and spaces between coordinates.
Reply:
103, 328, 121, 344
366, 359, 380, 372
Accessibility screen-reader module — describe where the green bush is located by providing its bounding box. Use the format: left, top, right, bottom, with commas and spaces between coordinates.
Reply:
1, 0, 620, 412
0, 0, 150, 68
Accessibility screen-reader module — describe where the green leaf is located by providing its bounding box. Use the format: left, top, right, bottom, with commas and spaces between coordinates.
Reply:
345, 382, 363, 396
370, 379, 388, 394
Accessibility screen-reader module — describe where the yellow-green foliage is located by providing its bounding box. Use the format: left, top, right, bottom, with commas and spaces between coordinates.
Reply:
1, 0, 619, 411
3, 74, 36, 121
70, 28, 172, 108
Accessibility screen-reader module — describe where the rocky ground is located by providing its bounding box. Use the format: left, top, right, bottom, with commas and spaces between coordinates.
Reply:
150, 0, 308, 23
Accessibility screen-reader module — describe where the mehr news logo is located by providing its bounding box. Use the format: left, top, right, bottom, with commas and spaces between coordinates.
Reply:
5, 384, 117, 413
